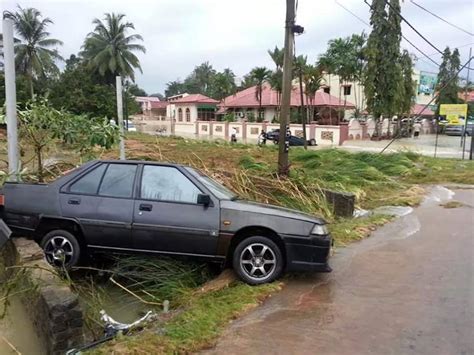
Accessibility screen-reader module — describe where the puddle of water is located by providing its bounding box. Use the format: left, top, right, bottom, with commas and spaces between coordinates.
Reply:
99, 285, 152, 324
422, 185, 455, 206
0, 298, 45, 355
372, 206, 414, 217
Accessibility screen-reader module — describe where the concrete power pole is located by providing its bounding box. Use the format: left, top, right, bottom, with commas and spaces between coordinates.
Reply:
278, 0, 296, 175
3, 18, 20, 181
116, 76, 126, 160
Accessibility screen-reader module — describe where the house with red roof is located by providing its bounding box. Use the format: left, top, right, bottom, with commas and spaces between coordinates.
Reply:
166, 94, 220, 122
219, 84, 355, 125
135, 96, 167, 116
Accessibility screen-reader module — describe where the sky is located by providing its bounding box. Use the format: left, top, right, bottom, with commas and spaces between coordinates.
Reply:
2, 0, 474, 94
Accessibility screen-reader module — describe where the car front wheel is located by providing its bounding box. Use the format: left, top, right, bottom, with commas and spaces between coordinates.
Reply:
40, 230, 81, 269
233, 236, 283, 285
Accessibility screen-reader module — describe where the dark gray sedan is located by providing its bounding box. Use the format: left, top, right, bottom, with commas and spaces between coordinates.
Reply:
0, 160, 332, 285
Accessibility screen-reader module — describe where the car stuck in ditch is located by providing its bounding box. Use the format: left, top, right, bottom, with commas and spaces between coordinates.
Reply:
0, 160, 332, 284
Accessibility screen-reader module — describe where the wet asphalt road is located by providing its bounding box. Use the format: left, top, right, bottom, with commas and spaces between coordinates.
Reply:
207, 187, 474, 355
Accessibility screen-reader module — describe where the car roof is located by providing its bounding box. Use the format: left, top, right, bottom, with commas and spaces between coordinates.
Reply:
91, 159, 186, 168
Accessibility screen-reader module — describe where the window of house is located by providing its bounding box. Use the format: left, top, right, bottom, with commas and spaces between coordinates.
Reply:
69, 164, 107, 195
197, 108, 215, 121
343, 85, 352, 96
258, 108, 265, 120
140, 166, 201, 203
323, 86, 331, 94
98, 164, 137, 198
178, 108, 183, 122
185, 108, 191, 122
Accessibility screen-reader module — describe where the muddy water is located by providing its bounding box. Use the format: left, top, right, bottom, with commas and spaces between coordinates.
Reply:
0, 277, 152, 354
208, 187, 474, 354
0, 298, 44, 355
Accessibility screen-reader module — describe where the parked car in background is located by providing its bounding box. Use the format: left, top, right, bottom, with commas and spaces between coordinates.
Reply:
445, 122, 474, 136
266, 129, 316, 146
271, 135, 317, 146
125, 120, 137, 132
0, 160, 332, 285
265, 129, 280, 141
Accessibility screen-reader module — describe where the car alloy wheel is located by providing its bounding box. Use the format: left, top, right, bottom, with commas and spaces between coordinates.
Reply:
240, 243, 277, 282
43, 236, 75, 267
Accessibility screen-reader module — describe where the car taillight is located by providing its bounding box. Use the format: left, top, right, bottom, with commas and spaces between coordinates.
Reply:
0, 195, 4, 206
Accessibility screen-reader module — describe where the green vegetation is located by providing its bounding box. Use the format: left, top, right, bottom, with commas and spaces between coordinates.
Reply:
91, 281, 280, 354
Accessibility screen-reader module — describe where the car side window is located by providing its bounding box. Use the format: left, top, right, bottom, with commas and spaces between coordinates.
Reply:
98, 164, 137, 198
69, 164, 107, 195
141, 166, 201, 203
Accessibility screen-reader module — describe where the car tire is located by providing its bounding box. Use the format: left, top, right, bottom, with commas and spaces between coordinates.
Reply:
309, 138, 316, 146
40, 229, 81, 269
233, 236, 284, 285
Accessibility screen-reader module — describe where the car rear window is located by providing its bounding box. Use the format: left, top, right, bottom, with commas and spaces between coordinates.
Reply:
98, 164, 137, 198
69, 164, 107, 195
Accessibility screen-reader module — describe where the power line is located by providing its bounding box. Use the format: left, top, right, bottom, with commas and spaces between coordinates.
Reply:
410, 0, 474, 37
382, 0, 443, 55
340, 0, 442, 67
380, 55, 474, 154
425, 42, 474, 57
334, 0, 370, 27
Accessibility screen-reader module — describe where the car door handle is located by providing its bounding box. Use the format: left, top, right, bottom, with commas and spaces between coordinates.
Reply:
68, 198, 81, 205
139, 204, 153, 212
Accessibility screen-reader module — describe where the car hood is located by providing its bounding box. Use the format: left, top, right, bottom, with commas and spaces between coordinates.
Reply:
220, 199, 326, 224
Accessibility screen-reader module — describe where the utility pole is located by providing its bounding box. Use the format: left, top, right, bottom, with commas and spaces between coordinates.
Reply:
462, 47, 472, 160
278, 0, 296, 175
3, 17, 20, 181
116, 76, 126, 160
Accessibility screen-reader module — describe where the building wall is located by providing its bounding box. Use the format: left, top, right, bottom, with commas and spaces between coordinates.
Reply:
322, 69, 436, 115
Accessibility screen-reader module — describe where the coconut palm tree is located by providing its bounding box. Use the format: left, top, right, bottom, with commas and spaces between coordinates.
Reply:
4, 6, 63, 98
303, 65, 323, 122
268, 46, 284, 70
250, 67, 271, 122
81, 13, 145, 84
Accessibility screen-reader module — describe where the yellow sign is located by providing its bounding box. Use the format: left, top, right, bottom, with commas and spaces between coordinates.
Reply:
439, 104, 468, 116
446, 114, 461, 125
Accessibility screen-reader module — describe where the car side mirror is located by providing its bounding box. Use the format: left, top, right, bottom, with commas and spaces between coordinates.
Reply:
197, 194, 211, 207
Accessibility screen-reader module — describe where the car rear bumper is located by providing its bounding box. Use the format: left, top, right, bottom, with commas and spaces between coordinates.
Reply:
282, 234, 332, 272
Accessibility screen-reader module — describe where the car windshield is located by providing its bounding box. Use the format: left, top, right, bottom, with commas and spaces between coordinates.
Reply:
185, 167, 236, 200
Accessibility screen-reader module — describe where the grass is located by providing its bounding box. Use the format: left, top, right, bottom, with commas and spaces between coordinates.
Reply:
90, 281, 281, 354
439, 200, 465, 209
2, 132, 473, 353
329, 215, 394, 247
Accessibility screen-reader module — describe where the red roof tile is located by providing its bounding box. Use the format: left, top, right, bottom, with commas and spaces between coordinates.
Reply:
220, 84, 355, 108
150, 101, 168, 109
411, 104, 434, 116
172, 94, 219, 104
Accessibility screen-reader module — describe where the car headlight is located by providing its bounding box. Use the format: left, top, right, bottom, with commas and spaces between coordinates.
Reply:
311, 224, 329, 235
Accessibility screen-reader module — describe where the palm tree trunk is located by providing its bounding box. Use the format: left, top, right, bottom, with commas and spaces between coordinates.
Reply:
328, 74, 332, 124
29, 73, 34, 99
354, 81, 358, 117
338, 80, 342, 124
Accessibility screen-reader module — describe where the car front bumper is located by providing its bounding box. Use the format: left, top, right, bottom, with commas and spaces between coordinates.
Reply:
282, 234, 333, 272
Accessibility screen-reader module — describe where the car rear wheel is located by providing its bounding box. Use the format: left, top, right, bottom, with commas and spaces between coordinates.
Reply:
233, 236, 283, 285
309, 138, 317, 146
41, 230, 81, 269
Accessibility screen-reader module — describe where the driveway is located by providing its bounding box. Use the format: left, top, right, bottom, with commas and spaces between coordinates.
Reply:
207, 187, 474, 355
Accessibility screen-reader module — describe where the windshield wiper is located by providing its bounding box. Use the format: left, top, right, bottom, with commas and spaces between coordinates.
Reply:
230, 195, 239, 201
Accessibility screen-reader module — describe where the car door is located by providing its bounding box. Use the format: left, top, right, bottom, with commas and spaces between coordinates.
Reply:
60, 163, 138, 249
132, 164, 220, 256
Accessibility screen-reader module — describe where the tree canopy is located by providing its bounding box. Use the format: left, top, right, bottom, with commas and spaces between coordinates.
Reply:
4, 6, 63, 98
81, 13, 145, 83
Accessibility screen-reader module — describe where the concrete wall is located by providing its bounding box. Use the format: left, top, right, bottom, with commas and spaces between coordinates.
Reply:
2, 238, 85, 355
